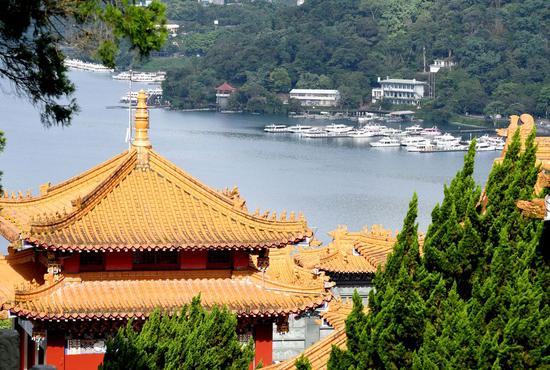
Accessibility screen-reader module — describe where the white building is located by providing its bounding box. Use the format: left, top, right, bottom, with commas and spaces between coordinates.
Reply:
371, 77, 426, 106
429, 59, 457, 73
289, 89, 341, 107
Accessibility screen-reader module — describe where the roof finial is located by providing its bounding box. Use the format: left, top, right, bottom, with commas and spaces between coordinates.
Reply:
132, 90, 152, 149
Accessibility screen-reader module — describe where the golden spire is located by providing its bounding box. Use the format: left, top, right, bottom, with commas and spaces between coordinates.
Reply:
132, 90, 152, 149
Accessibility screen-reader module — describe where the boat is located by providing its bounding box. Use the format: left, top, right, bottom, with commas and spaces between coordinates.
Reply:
400, 136, 431, 147
475, 142, 497, 151
301, 128, 332, 138
370, 137, 401, 147
380, 127, 402, 136
433, 133, 461, 148
264, 124, 288, 133
420, 126, 442, 137
113, 71, 166, 83
324, 123, 354, 134
287, 124, 314, 133
64, 59, 114, 73
348, 129, 378, 138
478, 134, 505, 150
408, 143, 467, 152
404, 124, 423, 135
119, 88, 163, 105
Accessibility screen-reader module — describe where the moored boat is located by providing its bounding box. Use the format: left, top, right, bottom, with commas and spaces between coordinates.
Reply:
370, 137, 401, 147
264, 124, 288, 133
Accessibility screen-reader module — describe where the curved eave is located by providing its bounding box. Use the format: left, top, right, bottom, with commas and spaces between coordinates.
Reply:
24, 233, 310, 252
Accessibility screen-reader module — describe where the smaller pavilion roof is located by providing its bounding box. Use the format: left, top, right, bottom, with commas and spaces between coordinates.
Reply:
294, 225, 400, 276
216, 82, 236, 91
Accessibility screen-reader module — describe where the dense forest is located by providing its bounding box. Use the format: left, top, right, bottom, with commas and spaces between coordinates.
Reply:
154, 0, 549, 119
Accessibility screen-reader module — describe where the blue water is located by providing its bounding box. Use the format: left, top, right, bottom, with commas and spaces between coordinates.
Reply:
0, 71, 499, 252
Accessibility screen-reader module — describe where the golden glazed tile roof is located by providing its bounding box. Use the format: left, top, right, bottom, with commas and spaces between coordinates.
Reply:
0, 92, 311, 251
3, 268, 331, 321
294, 225, 398, 275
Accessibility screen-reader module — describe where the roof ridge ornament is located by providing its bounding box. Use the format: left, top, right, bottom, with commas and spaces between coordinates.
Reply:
132, 90, 152, 150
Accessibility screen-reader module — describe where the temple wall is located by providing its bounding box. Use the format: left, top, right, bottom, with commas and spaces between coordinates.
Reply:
105, 252, 132, 270
272, 315, 322, 363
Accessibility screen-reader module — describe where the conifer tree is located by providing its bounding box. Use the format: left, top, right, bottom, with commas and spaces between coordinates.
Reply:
295, 354, 312, 370
100, 296, 254, 370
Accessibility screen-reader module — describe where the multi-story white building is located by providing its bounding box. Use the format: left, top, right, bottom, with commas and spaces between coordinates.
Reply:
289, 89, 341, 107
429, 59, 457, 73
371, 77, 426, 106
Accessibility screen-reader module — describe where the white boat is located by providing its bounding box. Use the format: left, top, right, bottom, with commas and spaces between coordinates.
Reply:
408, 143, 467, 152
401, 136, 431, 147
264, 124, 288, 133
301, 128, 332, 138
380, 127, 402, 136
433, 133, 461, 147
478, 134, 505, 150
64, 59, 114, 73
348, 129, 378, 138
324, 123, 354, 134
404, 124, 423, 135
287, 124, 314, 133
420, 126, 442, 137
113, 71, 166, 83
119, 88, 163, 104
357, 113, 377, 123
475, 142, 497, 151
370, 137, 401, 147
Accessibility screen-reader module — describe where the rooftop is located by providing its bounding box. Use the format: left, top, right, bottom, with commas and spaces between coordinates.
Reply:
289, 89, 340, 94
0, 91, 311, 252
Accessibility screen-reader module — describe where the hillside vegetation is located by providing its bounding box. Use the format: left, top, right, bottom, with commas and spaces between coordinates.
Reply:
157, 0, 549, 117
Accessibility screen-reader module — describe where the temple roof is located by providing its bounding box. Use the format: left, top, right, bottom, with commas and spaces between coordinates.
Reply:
294, 225, 399, 275
3, 268, 330, 321
0, 91, 311, 252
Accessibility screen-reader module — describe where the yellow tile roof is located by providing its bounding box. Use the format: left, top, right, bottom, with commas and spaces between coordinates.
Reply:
3, 268, 331, 321
0, 149, 311, 251
294, 225, 398, 275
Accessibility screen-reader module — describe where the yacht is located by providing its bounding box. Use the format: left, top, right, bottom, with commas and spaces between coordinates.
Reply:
64, 59, 114, 72
287, 124, 314, 133
113, 71, 166, 83
264, 124, 288, 133
370, 137, 401, 147
400, 136, 431, 147
301, 128, 331, 138
478, 134, 505, 150
404, 124, 423, 135
324, 123, 354, 134
420, 126, 442, 137
380, 127, 402, 136
407, 142, 467, 152
348, 129, 378, 138
475, 142, 497, 151
433, 133, 461, 147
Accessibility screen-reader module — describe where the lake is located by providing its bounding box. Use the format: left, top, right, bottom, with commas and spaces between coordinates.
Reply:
0, 71, 499, 251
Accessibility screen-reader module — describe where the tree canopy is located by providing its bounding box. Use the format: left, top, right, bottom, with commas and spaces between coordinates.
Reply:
0, 0, 167, 126
329, 132, 550, 369
157, 0, 549, 116
99, 296, 254, 370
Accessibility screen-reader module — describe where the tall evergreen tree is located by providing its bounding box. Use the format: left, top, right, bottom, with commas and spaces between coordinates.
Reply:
330, 125, 549, 369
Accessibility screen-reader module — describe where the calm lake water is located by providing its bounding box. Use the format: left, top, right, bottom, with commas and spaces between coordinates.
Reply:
0, 71, 499, 251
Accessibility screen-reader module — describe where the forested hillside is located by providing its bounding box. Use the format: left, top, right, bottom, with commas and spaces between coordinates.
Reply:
158, 0, 549, 118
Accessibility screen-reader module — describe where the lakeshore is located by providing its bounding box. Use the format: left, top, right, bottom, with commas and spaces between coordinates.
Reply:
0, 71, 500, 252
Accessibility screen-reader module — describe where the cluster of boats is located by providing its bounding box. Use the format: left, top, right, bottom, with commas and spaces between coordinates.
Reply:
112, 71, 166, 83
264, 123, 505, 153
64, 59, 114, 73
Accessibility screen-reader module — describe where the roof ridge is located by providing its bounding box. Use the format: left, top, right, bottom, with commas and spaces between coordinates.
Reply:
27, 151, 138, 235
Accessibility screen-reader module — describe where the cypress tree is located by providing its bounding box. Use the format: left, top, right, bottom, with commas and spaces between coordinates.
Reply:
294, 354, 312, 370
100, 296, 255, 370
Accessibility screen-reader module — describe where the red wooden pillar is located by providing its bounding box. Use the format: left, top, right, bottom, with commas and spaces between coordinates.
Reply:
17, 325, 26, 370
46, 331, 65, 370
253, 321, 273, 367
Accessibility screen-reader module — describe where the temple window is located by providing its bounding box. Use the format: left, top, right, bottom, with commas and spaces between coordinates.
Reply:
207, 250, 232, 268
133, 250, 179, 269
79, 252, 105, 271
